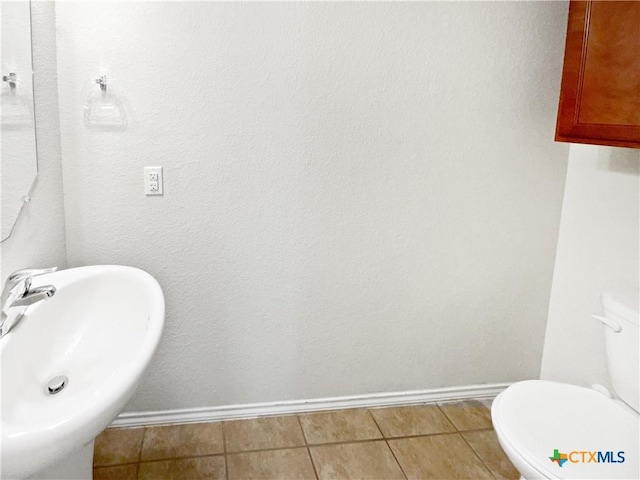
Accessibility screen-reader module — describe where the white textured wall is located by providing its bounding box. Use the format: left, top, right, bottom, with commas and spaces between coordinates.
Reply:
541, 145, 639, 388
1, 2, 66, 283
55, 1, 569, 412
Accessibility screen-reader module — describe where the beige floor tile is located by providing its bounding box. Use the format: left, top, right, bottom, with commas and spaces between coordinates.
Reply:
141, 422, 224, 461
389, 434, 494, 480
138, 455, 226, 480
227, 448, 316, 480
310, 441, 405, 480
299, 409, 382, 444
93, 464, 138, 480
370, 405, 456, 437
224, 415, 306, 452
438, 400, 493, 431
463, 430, 520, 480
93, 427, 144, 466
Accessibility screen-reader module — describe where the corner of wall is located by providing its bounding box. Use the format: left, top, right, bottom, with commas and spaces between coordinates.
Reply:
540, 144, 640, 388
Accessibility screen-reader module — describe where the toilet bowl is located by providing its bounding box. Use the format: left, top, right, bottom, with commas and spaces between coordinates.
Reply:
491, 288, 639, 480
492, 380, 638, 479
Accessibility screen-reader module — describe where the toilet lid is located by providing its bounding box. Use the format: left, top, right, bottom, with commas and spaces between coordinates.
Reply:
493, 380, 639, 479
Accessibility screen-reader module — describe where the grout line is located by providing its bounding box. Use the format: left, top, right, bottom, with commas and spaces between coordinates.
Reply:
364, 408, 385, 438
459, 431, 498, 480
93, 461, 139, 468
306, 447, 320, 480
138, 452, 226, 464
225, 445, 306, 456
456, 426, 495, 434
297, 415, 320, 480
136, 426, 146, 477
308, 437, 401, 449
366, 409, 384, 438
437, 401, 497, 433
436, 403, 463, 432
385, 439, 409, 480
222, 421, 227, 454
367, 408, 408, 480
294, 413, 309, 447
222, 421, 229, 480
296, 415, 310, 446
305, 428, 494, 445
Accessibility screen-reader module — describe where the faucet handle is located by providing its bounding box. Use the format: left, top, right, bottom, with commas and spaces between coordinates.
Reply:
2, 277, 30, 314
7, 267, 58, 285
3, 267, 57, 305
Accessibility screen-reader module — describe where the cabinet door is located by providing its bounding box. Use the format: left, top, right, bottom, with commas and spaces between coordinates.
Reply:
556, 0, 640, 148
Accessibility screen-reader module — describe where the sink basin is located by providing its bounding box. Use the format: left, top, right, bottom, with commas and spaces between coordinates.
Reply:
1, 265, 164, 479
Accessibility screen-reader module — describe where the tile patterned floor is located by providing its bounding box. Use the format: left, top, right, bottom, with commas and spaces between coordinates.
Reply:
93, 399, 519, 480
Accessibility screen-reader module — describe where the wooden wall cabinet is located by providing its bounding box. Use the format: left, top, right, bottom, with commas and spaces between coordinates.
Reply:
556, 1, 640, 149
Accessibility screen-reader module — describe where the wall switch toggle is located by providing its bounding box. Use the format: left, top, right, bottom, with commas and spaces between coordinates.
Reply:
144, 166, 163, 195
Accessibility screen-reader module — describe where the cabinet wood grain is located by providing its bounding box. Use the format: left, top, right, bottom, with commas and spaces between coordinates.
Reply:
555, 0, 640, 148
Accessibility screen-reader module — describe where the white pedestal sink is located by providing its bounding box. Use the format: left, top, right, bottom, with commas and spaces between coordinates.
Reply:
1, 265, 165, 479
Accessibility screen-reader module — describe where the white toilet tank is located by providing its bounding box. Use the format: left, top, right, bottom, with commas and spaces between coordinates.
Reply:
601, 288, 639, 412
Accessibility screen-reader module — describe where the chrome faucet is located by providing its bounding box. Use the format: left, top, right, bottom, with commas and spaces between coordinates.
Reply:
1, 267, 57, 339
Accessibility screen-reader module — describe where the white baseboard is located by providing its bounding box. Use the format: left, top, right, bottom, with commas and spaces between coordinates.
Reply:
111, 382, 511, 428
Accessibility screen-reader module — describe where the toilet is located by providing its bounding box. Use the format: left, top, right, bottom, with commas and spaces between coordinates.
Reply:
491, 288, 639, 480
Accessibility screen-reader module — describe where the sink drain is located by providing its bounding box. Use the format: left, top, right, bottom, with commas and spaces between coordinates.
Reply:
45, 375, 68, 395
